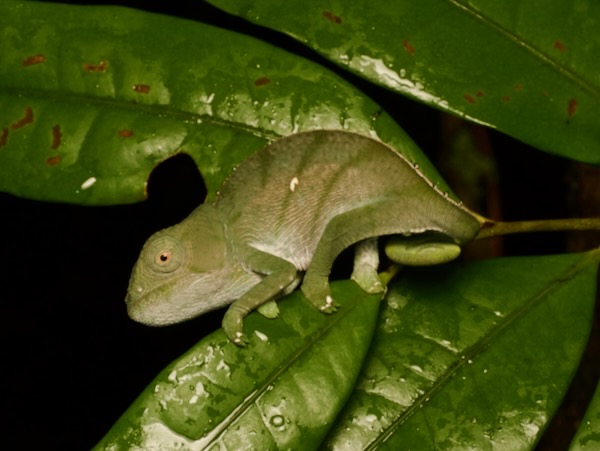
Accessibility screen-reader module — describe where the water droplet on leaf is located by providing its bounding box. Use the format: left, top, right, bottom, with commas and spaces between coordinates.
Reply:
270, 415, 285, 428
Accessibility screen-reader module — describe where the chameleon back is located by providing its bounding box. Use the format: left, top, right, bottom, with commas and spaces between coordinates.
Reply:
214, 130, 480, 270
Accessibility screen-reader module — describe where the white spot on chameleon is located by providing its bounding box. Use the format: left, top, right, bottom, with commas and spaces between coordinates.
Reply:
81, 176, 97, 190
289, 176, 299, 192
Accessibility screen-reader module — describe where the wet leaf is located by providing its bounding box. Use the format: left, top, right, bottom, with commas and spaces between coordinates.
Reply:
93, 281, 381, 450
569, 382, 600, 451
208, 0, 600, 165
324, 250, 600, 449
0, 0, 448, 205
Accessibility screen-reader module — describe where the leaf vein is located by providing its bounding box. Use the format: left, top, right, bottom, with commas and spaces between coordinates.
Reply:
446, 0, 600, 98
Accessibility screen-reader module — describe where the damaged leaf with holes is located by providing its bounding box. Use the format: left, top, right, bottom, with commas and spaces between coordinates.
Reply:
0, 0, 444, 205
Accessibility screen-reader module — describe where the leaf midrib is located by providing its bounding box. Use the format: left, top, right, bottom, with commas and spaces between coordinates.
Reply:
366, 251, 598, 449
0, 87, 281, 140
201, 290, 374, 448
446, 0, 600, 98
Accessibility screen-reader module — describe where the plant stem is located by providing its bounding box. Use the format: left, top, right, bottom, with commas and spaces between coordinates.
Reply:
378, 263, 401, 288
475, 218, 600, 240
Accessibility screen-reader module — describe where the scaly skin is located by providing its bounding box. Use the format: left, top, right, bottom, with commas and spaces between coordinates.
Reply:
126, 130, 481, 345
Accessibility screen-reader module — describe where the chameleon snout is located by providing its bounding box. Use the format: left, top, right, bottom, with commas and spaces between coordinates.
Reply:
125, 284, 144, 304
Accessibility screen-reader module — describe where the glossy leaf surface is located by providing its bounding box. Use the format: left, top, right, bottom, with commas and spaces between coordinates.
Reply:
94, 282, 381, 450
209, 0, 600, 165
95, 250, 599, 450
325, 250, 599, 449
0, 0, 450, 205
570, 382, 600, 450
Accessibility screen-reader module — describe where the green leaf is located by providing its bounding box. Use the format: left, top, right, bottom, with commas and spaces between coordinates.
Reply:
93, 281, 381, 450
0, 0, 450, 205
208, 0, 600, 165
324, 250, 600, 449
569, 382, 600, 450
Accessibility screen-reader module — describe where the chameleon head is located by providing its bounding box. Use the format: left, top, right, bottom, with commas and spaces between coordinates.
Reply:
125, 205, 232, 326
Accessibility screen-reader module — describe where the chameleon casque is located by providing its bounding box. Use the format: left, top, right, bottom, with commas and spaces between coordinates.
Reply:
126, 130, 481, 345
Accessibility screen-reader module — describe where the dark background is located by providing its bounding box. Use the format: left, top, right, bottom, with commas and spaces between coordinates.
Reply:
2, 2, 598, 449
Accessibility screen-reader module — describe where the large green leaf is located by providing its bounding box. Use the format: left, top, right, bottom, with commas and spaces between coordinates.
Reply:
93, 282, 381, 450
324, 250, 599, 449
94, 250, 599, 449
208, 0, 600, 165
0, 0, 450, 205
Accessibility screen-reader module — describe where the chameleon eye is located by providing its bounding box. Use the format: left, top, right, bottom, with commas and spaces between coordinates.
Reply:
156, 250, 172, 264
146, 235, 185, 273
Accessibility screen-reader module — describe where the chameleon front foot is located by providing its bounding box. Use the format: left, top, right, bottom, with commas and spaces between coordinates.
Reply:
222, 305, 249, 346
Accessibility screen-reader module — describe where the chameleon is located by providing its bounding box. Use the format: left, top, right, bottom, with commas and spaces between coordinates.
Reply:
126, 130, 481, 345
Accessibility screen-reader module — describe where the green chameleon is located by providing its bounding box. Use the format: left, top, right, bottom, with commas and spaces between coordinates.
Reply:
126, 130, 481, 345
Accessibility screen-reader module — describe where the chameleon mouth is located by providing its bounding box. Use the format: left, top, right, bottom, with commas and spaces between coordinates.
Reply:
125, 293, 175, 326
125, 283, 145, 305
124, 275, 203, 326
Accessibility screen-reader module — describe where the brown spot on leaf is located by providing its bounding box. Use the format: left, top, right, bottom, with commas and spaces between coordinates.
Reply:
119, 129, 134, 138
51, 125, 62, 150
554, 40, 566, 52
46, 156, 61, 166
11, 106, 34, 130
83, 59, 109, 73
464, 94, 476, 105
542, 91, 549, 97
22, 54, 46, 67
254, 76, 271, 87
0, 128, 8, 147
502, 95, 511, 103
323, 11, 342, 24
476, 90, 484, 97
133, 84, 151, 94
568, 98, 578, 117
403, 40, 415, 56
514, 83, 524, 92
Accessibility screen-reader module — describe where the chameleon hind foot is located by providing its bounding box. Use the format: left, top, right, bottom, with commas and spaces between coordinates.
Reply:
351, 238, 385, 294
301, 275, 340, 314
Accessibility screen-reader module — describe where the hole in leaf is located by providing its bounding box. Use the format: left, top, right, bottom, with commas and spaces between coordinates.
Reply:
146, 153, 206, 227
